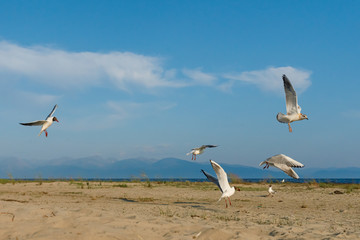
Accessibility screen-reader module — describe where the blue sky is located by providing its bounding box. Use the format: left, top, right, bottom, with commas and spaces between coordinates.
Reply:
0, 1, 359, 168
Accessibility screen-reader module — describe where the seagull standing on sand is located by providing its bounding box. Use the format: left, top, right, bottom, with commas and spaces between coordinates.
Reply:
201, 160, 240, 208
277, 74, 308, 132
268, 185, 275, 197
187, 145, 217, 160
259, 154, 304, 179
20, 104, 59, 137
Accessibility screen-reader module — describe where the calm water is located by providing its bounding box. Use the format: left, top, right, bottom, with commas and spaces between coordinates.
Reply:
88, 178, 360, 184
13, 178, 360, 184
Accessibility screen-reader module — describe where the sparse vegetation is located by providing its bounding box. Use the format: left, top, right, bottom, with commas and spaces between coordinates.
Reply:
158, 207, 176, 217
229, 173, 243, 184
239, 186, 267, 191
113, 183, 128, 188
216, 215, 241, 222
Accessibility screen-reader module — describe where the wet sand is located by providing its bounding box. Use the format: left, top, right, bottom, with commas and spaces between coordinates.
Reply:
0, 181, 359, 239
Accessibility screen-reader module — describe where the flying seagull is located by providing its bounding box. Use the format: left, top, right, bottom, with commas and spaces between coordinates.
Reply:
259, 154, 304, 179
276, 74, 308, 132
187, 145, 218, 160
268, 185, 275, 197
201, 160, 240, 208
20, 104, 59, 137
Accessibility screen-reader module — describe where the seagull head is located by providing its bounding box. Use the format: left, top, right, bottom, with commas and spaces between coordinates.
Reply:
53, 117, 59, 122
301, 114, 308, 120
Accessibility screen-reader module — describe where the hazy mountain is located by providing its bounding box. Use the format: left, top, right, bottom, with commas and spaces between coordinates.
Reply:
0, 156, 359, 179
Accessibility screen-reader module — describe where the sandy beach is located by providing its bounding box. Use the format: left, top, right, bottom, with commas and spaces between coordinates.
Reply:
0, 180, 359, 240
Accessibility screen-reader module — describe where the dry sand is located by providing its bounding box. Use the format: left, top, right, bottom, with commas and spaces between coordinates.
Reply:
0, 180, 359, 240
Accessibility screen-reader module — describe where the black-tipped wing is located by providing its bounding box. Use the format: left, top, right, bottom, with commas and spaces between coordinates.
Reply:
199, 145, 218, 150
20, 120, 47, 126
273, 163, 300, 179
201, 169, 222, 192
266, 154, 304, 168
282, 75, 299, 114
46, 104, 58, 119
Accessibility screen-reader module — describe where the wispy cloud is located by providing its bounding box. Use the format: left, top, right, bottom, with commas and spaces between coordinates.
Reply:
0, 41, 185, 90
0, 41, 312, 95
224, 66, 312, 94
182, 68, 217, 86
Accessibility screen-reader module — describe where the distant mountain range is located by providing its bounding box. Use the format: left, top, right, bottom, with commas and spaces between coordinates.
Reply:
0, 156, 359, 179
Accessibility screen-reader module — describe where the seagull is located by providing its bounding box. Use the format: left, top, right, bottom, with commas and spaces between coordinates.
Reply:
20, 104, 59, 137
268, 185, 275, 197
201, 160, 240, 208
277, 74, 308, 132
187, 145, 218, 160
259, 154, 304, 179
281, 179, 285, 183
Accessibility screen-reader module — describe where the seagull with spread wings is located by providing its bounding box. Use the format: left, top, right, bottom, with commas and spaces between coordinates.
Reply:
277, 74, 308, 132
201, 160, 240, 208
20, 104, 59, 137
187, 145, 217, 160
259, 154, 304, 179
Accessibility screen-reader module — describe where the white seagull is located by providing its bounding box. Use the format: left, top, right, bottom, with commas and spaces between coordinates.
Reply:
268, 185, 275, 197
201, 160, 240, 208
259, 154, 304, 179
277, 74, 308, 132
187, 145, 217, 160
20, 104, 59, 137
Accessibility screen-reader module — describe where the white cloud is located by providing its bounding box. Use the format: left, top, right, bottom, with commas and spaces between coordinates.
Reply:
224, 66, 312, 94
182, 68, 217, 86
0, 41, 185, 90
0, 41, 312, 95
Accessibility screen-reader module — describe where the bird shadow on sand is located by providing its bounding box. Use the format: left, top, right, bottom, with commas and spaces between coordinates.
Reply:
259, 195, 271, 198
116, 197, 136, 203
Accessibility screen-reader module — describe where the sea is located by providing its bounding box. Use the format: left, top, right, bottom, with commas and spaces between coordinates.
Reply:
78, 178, 360, 184
13, 178, 360, 184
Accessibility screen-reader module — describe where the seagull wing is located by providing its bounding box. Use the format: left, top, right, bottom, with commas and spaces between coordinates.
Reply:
204, 145, 218, 149
266, 154, 304, 168
201, 169, 222, 192
46, 104, 58, 119
273, 163, 300, 179
259, 161, 267, 166
186, 150, 194, 156
198, 145, 218, 150
20, 120, 47, 126
282, 75, 299, 114
210, 160, 231, 193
